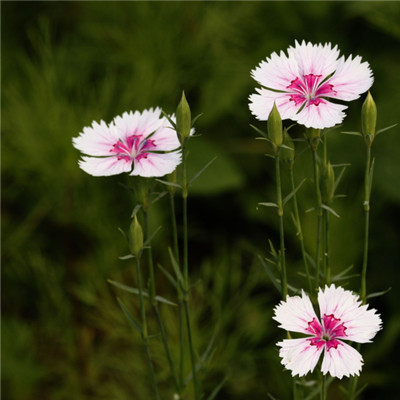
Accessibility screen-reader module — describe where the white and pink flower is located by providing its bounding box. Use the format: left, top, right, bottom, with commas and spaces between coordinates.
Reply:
249, 41, 373, 129
273, 285, 382, 379
73, 108, 182, 177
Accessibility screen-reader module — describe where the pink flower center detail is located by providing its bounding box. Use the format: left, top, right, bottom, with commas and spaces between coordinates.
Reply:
287, 74, 336, 108
110, 134, 157, 162
306, 314, 347, 351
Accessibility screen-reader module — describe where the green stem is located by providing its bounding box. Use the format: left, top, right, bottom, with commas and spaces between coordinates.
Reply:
275, 155, 287, 299
360, 146, 372, 304
181, 140, 200, 400
135, 256, 160, 400
290, 166, 312, 294
323, 209, 330, 285
321, 374, 327, 400
143, 210, 178, 391
312, 149, 323, 289
169, 193, 185, 389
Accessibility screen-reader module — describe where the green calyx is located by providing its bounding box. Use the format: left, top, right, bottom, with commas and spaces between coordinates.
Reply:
320, 162, 335, 205
267, 103, 283, 151
361, 91, 377, 147
176, 91, 191, 142
128, 215, 144, 257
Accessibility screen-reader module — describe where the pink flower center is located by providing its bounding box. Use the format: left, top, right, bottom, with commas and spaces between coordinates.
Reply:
110, 134, 157, 162
287, 74, 336, 107
306, 314, 347, 351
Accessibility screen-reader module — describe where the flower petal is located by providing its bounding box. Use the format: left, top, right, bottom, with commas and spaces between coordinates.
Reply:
288, 40, 340, 77
273, 290, 319, 334
249, 88, 300, 121
325, 55, 373, 101
295, 99, 347, 129
113, 108, 164, 141
277, 338, 324, 377
131, 151, 182, 178
251, 50, 299, 91
78, 156, 132, 176
318, 285, 382, 343
73, 120, 119, 156
321, 340, 363, 379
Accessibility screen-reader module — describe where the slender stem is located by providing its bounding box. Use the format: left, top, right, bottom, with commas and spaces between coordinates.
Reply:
169, 193, 185, 389
135, 256, 160, 400
275, 155, 287, 298
360, 146, 372, 303
170, 194, 180, 264
290, 167, 312, 294
312, 149, 323, 288
143, 210, 179, 391
181, 140, 200, 400
320, 374, 327, 400
322, 209, 330, 285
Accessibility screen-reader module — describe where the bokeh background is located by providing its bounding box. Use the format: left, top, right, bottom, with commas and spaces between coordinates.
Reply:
2, 2, 400, 399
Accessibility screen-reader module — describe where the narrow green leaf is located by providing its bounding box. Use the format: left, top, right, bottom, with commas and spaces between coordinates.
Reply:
250, 124, 268, 139
157, 263, 177, 288
366, 287, 391, 299
150, 191, 168, 205
331, 264, 354, 280
280, 144, 294, 151
189, 156, 217, 186
117, 297, 142, 334
283, 178, 306, 206
341, 131, 362, 137
207, 376, 229, 400
130, 204, 142, 218
321, 204, 340, 218
119, 254, 135, 260
334, 166, 347, 191
258, 202, 279, 208
354, 383, 368, 398
143, 225, 162, 247
191, 113, 203, 126
161, 110, 177, 129
168, 247, 184, 283
258, 255, 281, 293
376, 123, 398, 136
155, 179, 182, 189
109, 280, 177, 306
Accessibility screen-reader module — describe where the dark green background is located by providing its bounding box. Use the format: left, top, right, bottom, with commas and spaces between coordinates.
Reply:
2, 2, 400, 399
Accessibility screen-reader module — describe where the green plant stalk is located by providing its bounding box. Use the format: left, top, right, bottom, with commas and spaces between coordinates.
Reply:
321, 374, 327, 400
181, 140, 201, 400
169, 193, 185, 389
322, 209, 330, 284
275, 154, 287, 298
312, 149, 323, 289
143, 211, 179, 392
360, 146, 372, 304
290, 166, 312, 294
135, 256, 160, 400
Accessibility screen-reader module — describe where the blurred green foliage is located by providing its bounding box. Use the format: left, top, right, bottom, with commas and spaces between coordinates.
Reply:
2, 2, 400, 399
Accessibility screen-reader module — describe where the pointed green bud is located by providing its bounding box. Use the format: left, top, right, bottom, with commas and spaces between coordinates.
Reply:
320, 162, 335, 205
128, 215, 143, 257
361, 91, 377, 147
176, 91, 191, 141
280, 130, 295, 166
267, 103, 283, 150
305, 128, 321, 151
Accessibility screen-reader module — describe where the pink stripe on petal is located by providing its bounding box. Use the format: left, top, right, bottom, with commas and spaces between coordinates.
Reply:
277, 338, 324, 377
131, 151, 182, 178
273, 290, 319, 335
321, 340, 363, 379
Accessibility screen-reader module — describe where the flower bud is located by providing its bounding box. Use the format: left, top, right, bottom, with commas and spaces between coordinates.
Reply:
305, 128, 321, 151
267, 103, 283, 149
320, 162, 335, 205
280, 130, 295, 166
361, 92, 377, 147
176, 91, 191, 141
128, 215, 143, 257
